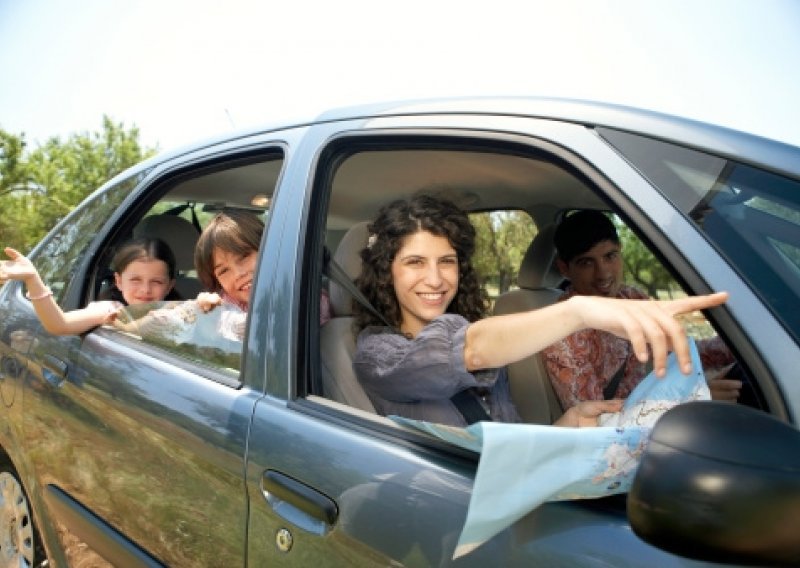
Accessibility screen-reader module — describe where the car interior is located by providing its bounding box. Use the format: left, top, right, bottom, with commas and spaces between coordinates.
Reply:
85, 137, 764, 426
313, 143, 756, 424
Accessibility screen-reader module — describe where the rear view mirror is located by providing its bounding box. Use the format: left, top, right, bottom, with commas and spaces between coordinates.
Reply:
628, 401, 800, 567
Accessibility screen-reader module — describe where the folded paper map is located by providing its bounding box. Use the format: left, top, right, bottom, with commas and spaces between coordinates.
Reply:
391, 338, 710, 558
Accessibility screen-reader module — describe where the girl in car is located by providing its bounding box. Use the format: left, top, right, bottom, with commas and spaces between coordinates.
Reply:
192, 210, 264, 341
193, 209, 331, 340
0, 237, 178, 336
352, 195, 729, 427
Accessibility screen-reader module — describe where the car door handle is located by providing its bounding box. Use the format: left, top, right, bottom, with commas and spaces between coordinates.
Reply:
262, 470, 338, 527
42, 355, 67, 387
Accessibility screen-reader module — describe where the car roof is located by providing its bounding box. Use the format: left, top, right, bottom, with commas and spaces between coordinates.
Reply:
315, 97, 800, 175
147, 96, 800, 175
102, 97, 799, 225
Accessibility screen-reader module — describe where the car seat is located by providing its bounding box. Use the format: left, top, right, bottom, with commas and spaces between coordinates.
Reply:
492, 224, 565, 423
319, 222, 377, 413
133, 214, 203, 299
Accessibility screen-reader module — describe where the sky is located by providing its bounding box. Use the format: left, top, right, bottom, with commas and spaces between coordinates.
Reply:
2, 0, 799, 153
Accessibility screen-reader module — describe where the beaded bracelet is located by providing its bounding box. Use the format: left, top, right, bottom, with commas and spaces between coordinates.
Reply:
26, 286, 53, 301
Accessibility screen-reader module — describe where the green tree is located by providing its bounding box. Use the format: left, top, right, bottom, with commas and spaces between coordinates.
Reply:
0, 130, 31, 197
471, 210, 537, 297
0, 116, 156, 252
616, 221, 679, 298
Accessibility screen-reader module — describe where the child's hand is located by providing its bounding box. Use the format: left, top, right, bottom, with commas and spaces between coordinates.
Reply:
0, 248, 39, 284
196, 292, 222, 313
105, 306, 123, 325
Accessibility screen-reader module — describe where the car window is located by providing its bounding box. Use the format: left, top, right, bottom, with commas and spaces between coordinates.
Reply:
30, 172, 145, 303
598, 128, 800, 343
311, 136, 757, 426
88, 152, 284, 379
111, 301, 242, 375
612, 215, 722, 341
470, 210, 537, 307
311, 140, 601, 418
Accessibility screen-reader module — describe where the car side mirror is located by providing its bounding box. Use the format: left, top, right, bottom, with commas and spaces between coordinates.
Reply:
628, 401, 800, 567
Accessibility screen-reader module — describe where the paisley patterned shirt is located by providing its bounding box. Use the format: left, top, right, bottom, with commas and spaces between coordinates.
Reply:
542, 285, 734, 409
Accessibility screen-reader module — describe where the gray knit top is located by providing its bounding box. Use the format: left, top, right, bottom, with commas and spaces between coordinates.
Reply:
353, 314, 521, 426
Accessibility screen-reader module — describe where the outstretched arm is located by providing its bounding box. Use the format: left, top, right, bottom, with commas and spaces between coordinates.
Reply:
0, 247, 116, 335
464, 292, 729, 378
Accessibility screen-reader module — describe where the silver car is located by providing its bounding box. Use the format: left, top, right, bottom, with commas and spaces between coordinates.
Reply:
0, 98, 798, 567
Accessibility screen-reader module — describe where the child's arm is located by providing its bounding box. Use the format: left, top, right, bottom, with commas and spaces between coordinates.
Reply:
1, 247, 117, 336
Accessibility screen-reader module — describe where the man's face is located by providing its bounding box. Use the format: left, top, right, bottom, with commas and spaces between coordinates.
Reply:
557, 239, 623, 297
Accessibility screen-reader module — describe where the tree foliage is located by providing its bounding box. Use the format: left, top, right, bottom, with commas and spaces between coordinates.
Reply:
471, 210, 537, 296
615, 221, 680, 298
470, 212, 681, 300
0, 116, 156, 252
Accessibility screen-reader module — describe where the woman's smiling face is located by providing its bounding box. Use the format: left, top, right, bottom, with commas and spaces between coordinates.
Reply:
391, 230, 459, 337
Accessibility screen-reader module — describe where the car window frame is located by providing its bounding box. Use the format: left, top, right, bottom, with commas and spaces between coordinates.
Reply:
296, 131, 602, 439
597, 127, 800, 345
293, 122, 785, 445
74, 145, 289, 388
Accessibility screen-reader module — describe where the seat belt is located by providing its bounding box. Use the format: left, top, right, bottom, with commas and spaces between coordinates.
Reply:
603, 362, 626, 400
188, 202, 202, 233
163, 201, 202, 233
322, 248, 395, 329
450, 389, 492, 425
604, 347, 655, 400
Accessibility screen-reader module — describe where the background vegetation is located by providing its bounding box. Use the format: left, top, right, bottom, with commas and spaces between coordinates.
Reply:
0, 116, 156, 252
470, 210, 679, 300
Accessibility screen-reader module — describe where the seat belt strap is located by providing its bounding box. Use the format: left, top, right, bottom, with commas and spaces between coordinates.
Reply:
323, 248, 395, 329
603, 362, 626, 400
450, 389, 492, 425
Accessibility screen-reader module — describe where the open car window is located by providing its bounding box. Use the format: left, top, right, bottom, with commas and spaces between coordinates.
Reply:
469, 210, 538, 307
309, 133, 762, 429
109, 301, 242, 376
87, 150, 285, 381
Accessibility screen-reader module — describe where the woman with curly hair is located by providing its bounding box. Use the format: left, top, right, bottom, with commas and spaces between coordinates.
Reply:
352, 195, 729, 428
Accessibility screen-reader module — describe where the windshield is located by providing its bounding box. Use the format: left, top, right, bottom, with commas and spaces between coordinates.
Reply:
598, 127, 800, 343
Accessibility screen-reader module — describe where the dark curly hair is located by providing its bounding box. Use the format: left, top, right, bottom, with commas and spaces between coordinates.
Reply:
354, 194, 488, 331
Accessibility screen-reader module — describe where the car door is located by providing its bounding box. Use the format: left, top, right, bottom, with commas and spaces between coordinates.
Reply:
241, 116, 756, 566
243, 122, 509, 566
14, 142, 293, 567
4, 171, 151, 567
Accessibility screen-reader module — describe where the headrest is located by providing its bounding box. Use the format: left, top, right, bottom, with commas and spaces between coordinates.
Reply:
330, 222, 370, 317
133, 214, 200, 272
517, 224, 562, 289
